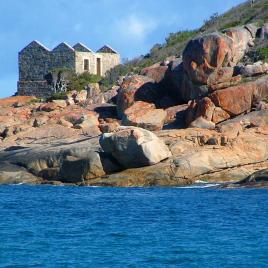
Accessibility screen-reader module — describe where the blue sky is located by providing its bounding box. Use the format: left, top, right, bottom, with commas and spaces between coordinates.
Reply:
0, 0, 245, 98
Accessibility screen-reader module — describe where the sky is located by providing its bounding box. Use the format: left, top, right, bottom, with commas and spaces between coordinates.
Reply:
0, 0, 245, 98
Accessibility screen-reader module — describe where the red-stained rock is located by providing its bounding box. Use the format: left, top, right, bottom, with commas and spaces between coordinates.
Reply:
185, 97, 215, 126
209, 75, 242, 91
37, 102, 60, 112
140, 64, 168, 83
183, 32, 234, 85
207, 67, 234, 86
122, 101, 167, 131
183, 25, 256, 86
0, 96, 36, 107
164, 104, 188, 124
195, 97, 215, 121
212, 107, 230, 124
116, 75, 159, 118
210, 75, 268, 116
99, 121, 120, 133
210, 85, 253, 116
223, 25, 256, 64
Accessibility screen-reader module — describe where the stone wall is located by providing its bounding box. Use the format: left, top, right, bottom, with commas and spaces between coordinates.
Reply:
17, 81, 53, 98
96, 53, 120, 76
18, 41, 120, 97
75, 51, 96, 74
51, 43, 76, 71
19, 41, 51, 81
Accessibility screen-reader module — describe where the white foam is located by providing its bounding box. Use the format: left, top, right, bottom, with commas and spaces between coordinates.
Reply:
179, 183, 220, 189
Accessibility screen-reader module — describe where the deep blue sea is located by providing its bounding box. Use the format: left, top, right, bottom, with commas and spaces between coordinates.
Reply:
0, 185, 268, 268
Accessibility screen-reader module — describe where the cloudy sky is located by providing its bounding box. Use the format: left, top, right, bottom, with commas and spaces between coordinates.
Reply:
0, 0, 245, 98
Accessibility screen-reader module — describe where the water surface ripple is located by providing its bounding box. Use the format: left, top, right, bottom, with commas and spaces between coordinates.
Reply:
0, 185, 267, 267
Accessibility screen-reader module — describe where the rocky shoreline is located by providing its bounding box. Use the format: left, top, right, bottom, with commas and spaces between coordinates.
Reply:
1, 23, 268, 187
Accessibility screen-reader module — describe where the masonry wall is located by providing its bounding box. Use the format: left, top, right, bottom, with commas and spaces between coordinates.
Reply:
96, 53, 120, 76
75, 52, 96, 74
19, 44, 51, 81
18, 42, 121, 97
17, 81, 53, 98
51, 46, 76, 71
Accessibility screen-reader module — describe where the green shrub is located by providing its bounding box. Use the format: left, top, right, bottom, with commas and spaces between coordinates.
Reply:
257, 48, 268, 62
220, 21, 241, 30
68, 73, 102, 91
165, 30, 197, 47
49, 92, 68, 101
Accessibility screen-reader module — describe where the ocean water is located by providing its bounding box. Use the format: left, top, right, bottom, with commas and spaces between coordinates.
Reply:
0, 185, 268, 268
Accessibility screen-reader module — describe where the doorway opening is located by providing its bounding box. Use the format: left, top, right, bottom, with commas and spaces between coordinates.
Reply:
97, 58, 101, 76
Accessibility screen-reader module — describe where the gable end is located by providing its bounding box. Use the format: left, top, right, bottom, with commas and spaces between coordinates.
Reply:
97, 45, 118, 54
73, 43, 93, 52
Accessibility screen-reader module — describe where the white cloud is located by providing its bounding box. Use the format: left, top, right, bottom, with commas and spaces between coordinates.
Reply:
113, 14, 158, 42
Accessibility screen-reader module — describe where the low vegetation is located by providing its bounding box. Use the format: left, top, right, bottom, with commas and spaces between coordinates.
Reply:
68, 73, 102, 91
257, 47, 268, 62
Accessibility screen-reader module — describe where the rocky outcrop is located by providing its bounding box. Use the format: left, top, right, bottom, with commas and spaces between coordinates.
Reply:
185, 74, 268, 127
237, 169, 268, 185
210, 74, 268, 116
122, 101, 167, 131
221, 169, 268, 188
0, 109, 267, 186
99, 126, 171, 169
1, 21, 268, 187
183, 25, 256, 86
116, 75, 160, 118
140, 64, 169, 83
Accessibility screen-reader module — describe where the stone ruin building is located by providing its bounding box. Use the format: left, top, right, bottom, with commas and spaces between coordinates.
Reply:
17, 41, 120, 97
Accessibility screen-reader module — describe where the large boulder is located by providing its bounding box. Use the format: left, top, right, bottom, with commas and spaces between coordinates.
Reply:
183, 32, 234, 85
86, 83, 101, 98
164, 104, 188, 125
165, 60, 209, 103
140, 64, 169, 83
100, 126, 171, 168
122, 101, 167, 131
102, 86, 119, 103
223, 24, 257, 64
183, 25, 256, 86
0, 161, 39, 184
59, 153, 105, 183
210, 74, 268, 116
116, 75, 160, 118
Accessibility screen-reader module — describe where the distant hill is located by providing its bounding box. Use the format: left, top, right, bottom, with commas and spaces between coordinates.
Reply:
102, 0, 268, 88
